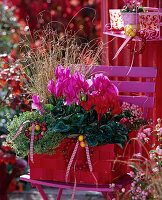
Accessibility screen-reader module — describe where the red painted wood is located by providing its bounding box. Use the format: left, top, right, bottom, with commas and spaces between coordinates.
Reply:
91, 66, 157, 78
101, 0, 162, 120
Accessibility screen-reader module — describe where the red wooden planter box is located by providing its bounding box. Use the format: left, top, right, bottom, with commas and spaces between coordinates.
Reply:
29, 132, 137, 185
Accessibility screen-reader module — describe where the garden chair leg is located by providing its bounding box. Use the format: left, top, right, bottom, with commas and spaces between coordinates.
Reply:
56, 188, 63, 200
102, 192, 114, 200
35, 184, 48, 200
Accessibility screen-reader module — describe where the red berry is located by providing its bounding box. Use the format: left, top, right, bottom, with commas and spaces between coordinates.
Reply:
25, 132, 30, 138
34, 136, 38, 141
42, 127, 47, 131
25, 129, 29, 134
41, 131, 45, 136
38, 135, 43, 140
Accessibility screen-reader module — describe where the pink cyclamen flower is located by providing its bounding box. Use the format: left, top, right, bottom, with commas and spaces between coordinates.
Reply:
64, 77, 79, 105
73, 72, 90, 93
91, 73, 118, 96
55, 65, 71, 80
32, 95, 43, 115
47, 79, 55, 95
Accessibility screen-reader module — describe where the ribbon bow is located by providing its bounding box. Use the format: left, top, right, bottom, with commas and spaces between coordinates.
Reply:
65, 140, 93, 182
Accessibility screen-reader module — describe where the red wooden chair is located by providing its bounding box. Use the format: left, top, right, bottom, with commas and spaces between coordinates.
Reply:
20, 65, 157, 200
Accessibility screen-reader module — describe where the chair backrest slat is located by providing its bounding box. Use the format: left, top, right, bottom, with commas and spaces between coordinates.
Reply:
90, 65, 157, 112
91, 66, 157, 78
118, 96, 154, 108
111, 81, 155, 93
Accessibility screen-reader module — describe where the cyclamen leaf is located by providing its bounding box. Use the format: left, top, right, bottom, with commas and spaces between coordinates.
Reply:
52, 121, 71, 133
70, 113, 85, 126
100, 125, 113, 138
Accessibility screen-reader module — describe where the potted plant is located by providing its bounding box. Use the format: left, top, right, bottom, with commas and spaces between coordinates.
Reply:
121, 0, 145, 28
4, 31, 149, 185
5, 64, 150, 185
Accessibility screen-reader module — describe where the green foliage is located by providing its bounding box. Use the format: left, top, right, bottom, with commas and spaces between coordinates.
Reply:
7, 99, 148, 158
121, 6, 145, 13
6, 110, 65, 158
0, 4, 20, 53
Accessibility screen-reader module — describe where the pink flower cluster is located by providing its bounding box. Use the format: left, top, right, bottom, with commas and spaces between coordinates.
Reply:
47, 66, 120, 116
121, 102, 143, 120
137, 127, 151, 142
126, 170, 151, 200
120, 102, 144, 126
47, 66, 90, 105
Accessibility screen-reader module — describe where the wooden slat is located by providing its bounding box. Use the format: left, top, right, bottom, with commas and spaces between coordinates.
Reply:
112, 81, 155, 93
90, 66, 157, 78
118, 96, 154, 108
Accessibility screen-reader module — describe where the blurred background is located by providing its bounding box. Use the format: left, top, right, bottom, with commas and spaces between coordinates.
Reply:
0, 0, 102, 199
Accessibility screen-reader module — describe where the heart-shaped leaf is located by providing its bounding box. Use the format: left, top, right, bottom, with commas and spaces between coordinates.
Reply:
52, 121, 71, 133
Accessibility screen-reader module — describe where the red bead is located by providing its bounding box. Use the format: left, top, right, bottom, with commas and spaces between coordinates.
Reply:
35, 122, 39, 125
34, 136, 38, 141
